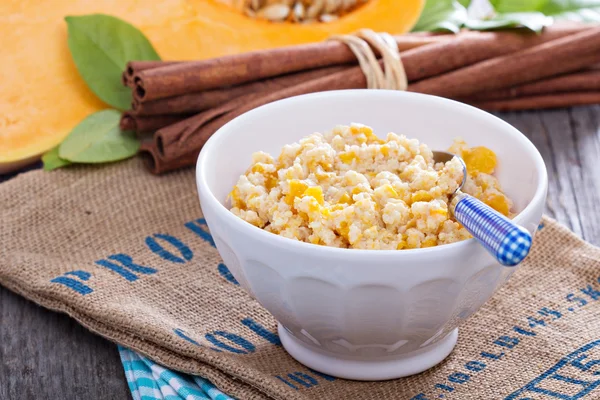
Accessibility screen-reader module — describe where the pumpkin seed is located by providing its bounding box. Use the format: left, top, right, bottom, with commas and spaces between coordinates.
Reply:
323, 0, 341, 14
306, 0, 325, 19
242, 0, 368, 23
293, 2, 305, 21
258, 3, 291, 20
319, 13, 338, 22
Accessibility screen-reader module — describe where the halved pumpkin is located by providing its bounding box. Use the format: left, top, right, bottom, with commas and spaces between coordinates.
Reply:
0, 0, 424, 173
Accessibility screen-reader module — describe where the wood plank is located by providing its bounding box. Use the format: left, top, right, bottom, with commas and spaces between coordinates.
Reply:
565, 105, 600, 244
495, 110, 581, 238
496, 107, 600, 245
0, 287, 132, 400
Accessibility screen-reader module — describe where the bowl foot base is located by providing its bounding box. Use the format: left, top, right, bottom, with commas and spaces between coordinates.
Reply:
278, 324, 458, 381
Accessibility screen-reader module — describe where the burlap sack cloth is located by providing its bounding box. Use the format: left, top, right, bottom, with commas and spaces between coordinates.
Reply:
2, 158, 600, 400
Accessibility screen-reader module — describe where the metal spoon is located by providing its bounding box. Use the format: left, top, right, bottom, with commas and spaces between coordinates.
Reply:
433, 151, 532, 267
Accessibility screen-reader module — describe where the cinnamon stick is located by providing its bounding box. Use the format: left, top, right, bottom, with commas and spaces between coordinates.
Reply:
468, 70, 600, 101
149, 42, 599, 170
151, 27, 596, 161
142, 24, 599, 174
132, 36, 440, 102
123, 61, 182, 87
142, 90, 600, 174
139, 142, 199, 175
152, 63, 372, 162
404, 24, 592, 84
411, 27, 600, 99
141, 67, 366, 174
133, 24, 587, 102
132, 65, 347, 116
120, 112, 190, 133
471, 92, 600, 111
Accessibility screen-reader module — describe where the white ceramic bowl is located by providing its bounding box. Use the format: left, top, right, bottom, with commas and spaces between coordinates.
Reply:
196, 90, 548, 381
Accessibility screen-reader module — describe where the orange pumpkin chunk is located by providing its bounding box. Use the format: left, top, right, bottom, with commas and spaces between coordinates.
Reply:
463, 147, 497, 175
484, 193, 511, 216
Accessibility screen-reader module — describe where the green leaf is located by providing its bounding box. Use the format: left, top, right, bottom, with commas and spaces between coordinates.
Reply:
58, 109, 140, 163
412, 0, 469, 33
489, 0, 549, 13
490, 0, 600, 21
65, 14, 160, 110
458, 0, 472, 7
42, 147, 72, 171
465, 11, 553, 32
539, 0, 600, 22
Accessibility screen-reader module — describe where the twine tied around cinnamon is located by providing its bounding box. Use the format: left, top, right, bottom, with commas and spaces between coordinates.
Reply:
329, 29, 408, 90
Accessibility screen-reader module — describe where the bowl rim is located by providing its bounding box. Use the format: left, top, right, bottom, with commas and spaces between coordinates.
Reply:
196, 90, 548, 257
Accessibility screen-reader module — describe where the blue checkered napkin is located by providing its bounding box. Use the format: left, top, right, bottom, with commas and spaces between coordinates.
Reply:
118, 346, 234, 400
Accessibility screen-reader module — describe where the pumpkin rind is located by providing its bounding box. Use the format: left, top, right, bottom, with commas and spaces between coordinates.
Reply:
0, 0, 424, 171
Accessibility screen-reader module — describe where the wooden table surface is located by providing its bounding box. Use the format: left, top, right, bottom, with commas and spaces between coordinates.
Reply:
2, 107, 600, 399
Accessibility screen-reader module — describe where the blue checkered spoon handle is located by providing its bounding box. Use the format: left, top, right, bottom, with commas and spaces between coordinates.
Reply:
450, 192, 532, 266
432, 150, 532, 267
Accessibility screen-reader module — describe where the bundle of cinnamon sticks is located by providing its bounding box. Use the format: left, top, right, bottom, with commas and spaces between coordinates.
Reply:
121, 23, 600, 174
